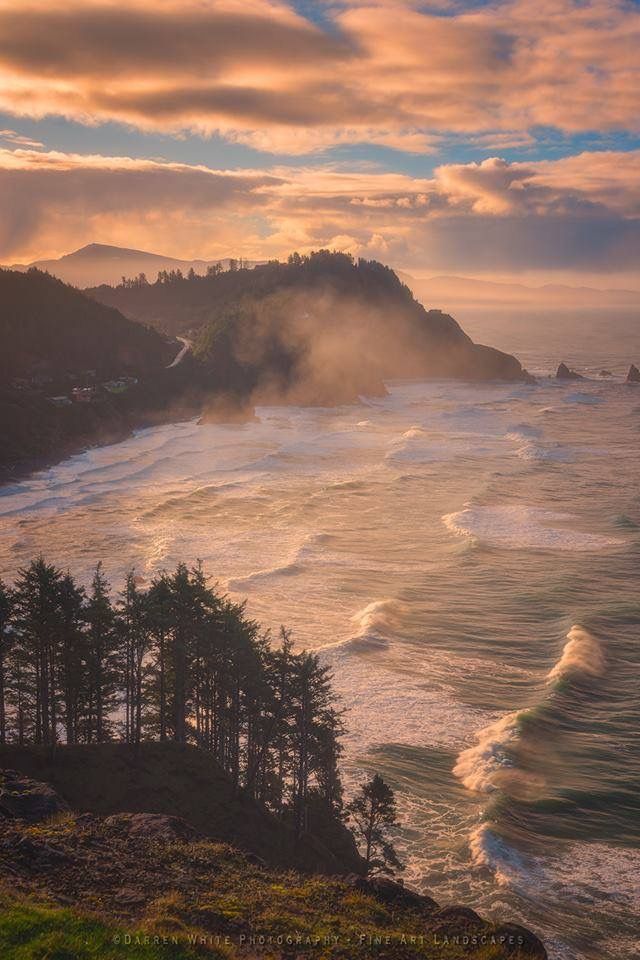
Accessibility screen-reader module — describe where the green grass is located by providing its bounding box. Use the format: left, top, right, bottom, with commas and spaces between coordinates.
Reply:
0, 897, 218, 960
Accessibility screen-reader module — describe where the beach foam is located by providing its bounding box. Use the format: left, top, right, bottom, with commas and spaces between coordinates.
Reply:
442, 504, 623, 551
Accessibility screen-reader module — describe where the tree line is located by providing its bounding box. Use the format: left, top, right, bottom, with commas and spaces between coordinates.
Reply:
0, 558, 344, 841
0, 556, 402, 870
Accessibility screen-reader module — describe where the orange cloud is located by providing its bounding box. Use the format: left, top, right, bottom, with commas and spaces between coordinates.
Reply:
0, 0, 638, 153
1, 146, 638, 279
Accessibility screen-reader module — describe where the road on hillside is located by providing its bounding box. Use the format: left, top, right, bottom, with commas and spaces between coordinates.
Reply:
167, 336, 192, 368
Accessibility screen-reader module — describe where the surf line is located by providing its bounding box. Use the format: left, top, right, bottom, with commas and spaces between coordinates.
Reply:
453, 625, 605, 879
454, 624, 605, 795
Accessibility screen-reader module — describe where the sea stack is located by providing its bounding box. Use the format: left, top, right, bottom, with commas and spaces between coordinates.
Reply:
626, 364, 640, 383
556, 362, 584, 381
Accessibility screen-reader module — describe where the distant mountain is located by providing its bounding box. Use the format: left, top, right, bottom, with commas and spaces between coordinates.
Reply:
399, 272, 640, 311
5, 243, 261, 289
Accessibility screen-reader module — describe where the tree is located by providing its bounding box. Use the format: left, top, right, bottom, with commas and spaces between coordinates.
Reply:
11, 558, 67, 745
118, 572, 150, 745
84, 564, 119, 743
57, 572, 86, 746
346, 774, 402, 875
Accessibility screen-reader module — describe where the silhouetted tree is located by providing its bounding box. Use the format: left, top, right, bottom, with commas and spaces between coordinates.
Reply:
84, 564, 118, 743
347, 774, 402, 875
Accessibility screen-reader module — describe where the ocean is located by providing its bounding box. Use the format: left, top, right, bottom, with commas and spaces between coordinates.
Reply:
1, 317, 638, 959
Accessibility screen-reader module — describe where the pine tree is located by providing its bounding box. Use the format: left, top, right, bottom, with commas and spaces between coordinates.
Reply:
118, 572, 150, 745
84, 564, 118, 743
11, 558, 67, 745
57, 572, 86, 745
346, 774, 402, 875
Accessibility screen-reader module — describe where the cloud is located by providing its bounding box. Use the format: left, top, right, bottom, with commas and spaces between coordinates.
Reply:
0, 128, 44, 148
0, 0, 638, 153
0, 148, 282, 260
1, 145, 638, 279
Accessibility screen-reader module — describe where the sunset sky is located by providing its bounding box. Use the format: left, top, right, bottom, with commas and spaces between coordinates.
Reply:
0, 0, 639, 285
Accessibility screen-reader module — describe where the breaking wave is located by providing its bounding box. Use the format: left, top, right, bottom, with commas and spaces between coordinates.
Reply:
547, 625, 605, 684
454, 625, 604, 797
226, 532, 330, 591
442, 504, 623, 551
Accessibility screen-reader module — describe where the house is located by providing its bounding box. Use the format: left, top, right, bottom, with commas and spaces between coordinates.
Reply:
72, 386, 99, 403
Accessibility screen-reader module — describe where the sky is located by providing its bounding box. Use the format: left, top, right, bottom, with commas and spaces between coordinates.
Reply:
0, 0, 639, 286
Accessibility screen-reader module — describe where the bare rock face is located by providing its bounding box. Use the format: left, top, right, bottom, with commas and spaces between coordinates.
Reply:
556, 362, 584, 380
626, 363, 640, 383
0, 770, 70, 822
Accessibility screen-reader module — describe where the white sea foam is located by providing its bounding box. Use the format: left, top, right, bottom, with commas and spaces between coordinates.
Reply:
470, 823, 640, 913
453, 711, 529, 794
469, 823, 537, 887
547, 625, 605, 683
442, 504, 623, 551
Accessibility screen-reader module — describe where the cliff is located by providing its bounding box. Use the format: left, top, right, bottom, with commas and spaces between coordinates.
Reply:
0, 743, 362, 876
0, 758, 548, 960
88, 252, 533, 405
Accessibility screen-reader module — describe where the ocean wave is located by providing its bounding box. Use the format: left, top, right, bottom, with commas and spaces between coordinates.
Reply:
513, 441, 572, 462
226, 532, 329, 591
505, 423, 543, 440
325, 598, 406, 653
547, 625, 605, 683
452, 711, 540, 795
455, 625, 606, 798
468, 823, 537, 888
442, 504, 623, 551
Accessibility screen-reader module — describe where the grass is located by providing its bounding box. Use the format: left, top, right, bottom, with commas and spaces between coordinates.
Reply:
0, 894, 228, 960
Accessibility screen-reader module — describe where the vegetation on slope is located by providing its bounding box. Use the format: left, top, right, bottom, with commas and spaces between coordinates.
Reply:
0, 787, 547, 960
0, 559, 358, 872
89, 252, 529, 404
0, 268, 172, 381
0, 269, 204, 478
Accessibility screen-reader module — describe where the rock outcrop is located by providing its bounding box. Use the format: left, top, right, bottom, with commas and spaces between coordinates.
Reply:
556, 362, 584, 381
0, 770, 70, 822
626, 363, 640, 383
556, 363, 584, 380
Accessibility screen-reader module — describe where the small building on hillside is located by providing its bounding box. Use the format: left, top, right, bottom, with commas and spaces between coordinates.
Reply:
72, 386, 99, 403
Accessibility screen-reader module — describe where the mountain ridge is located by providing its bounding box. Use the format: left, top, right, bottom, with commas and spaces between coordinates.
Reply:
5, 243, 262, 288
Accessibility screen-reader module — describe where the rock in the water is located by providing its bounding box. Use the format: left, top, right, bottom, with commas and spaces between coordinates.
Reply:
556, 362, 584, 381
626, 364, 640, 383
102, 812, 199, 842
0, 770, 70, 822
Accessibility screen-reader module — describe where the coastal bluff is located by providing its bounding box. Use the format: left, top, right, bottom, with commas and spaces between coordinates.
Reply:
0, 749, 547, 960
